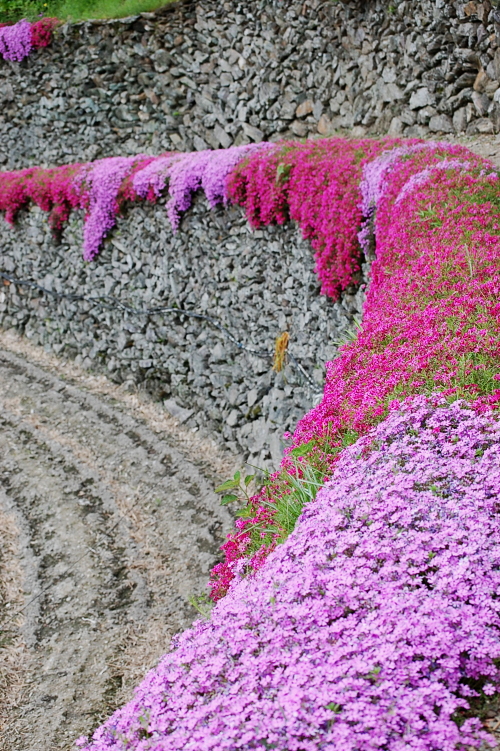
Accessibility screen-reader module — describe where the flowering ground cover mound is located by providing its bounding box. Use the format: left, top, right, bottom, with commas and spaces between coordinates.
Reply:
77, 398, 500, 751
210, 140, 500, 598
0, 17, 58, 61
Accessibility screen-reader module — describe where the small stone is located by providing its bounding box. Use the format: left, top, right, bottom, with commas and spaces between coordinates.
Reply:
193, 135, 208, 151
472, 90, 490, 117
295, 100, 314, 118
485, 80, 499, 97
454, 72, 477, 90
317, 114, 333, 135
152, 49, 171, 73
0, 82, 14, 102
351, 125, 367, 137
381, 83, 404, 102
463, 1, 477, 16
404, 124, 428, 138
454, 48, 480, 68
242, 123, 264, 142
428, 114, 454, 133
213, 123, 232, 148
114, 105, 137, 122
247, 388, 259, 408
164, 399, 194, 424
400, 109, 417, 126
473, 69, 490, 93
259, 82, 280, 105
290, 120, 308, 137
388, 116, 404, 135
453, 107, 468, 133
474, 118, 495, 134
409, 87, 435, 110
313, 101, 323, 121
418, 105, 438, 125
226, 409, 240, 428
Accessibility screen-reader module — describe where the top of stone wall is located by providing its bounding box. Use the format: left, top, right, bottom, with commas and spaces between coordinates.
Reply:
1, 0, 500, 170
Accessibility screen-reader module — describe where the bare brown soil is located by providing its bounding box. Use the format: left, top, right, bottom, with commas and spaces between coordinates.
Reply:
0, 329, 237, 751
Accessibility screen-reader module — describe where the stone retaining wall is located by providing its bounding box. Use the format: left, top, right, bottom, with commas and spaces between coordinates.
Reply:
0, 197, 364, 466
1, 0, 500, 170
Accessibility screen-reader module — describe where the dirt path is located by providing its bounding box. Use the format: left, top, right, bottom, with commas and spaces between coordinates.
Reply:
0, 331, 237, 751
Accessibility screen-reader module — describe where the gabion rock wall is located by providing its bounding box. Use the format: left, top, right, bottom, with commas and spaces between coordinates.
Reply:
1, 0, 500, 170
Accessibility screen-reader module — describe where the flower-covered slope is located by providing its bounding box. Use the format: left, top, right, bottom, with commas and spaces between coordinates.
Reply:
210, 140, 500, 598
78, 398, 500, 751
0, 18, 58, 62
295, 141, 500, 443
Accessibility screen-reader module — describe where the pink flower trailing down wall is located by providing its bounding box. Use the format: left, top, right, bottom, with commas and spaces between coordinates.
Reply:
77, 398, 500, 751
226, 138, 405, 298
0, 144, 270, 260
0, 18, 58, 62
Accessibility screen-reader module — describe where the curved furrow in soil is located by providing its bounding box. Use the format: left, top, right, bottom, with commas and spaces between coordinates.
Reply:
0, 346, 234, 751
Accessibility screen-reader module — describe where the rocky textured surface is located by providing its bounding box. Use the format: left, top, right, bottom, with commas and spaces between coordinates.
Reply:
0, 342, 234, 751
0, 197, 363, 466
3, 0, 500, 170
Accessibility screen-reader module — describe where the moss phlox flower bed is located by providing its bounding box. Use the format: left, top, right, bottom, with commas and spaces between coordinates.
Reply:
0, 18, 58, 61
78, 398, 500, 751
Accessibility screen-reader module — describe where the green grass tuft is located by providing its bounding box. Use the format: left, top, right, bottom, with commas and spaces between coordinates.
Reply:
0, 0, 175, 23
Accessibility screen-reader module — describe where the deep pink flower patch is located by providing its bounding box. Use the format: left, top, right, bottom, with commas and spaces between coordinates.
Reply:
78, 398, 500, 751
0, 162, 85, 229
226, 138, 406, 299
30, 18, 59, 49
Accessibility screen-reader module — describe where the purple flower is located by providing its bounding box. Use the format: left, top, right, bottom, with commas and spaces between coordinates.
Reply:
79, 397, 500, 751
132, 155, 177, 201
76, 156, 147, 261
132, 144, 272, 232
0, 19, 32, 62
